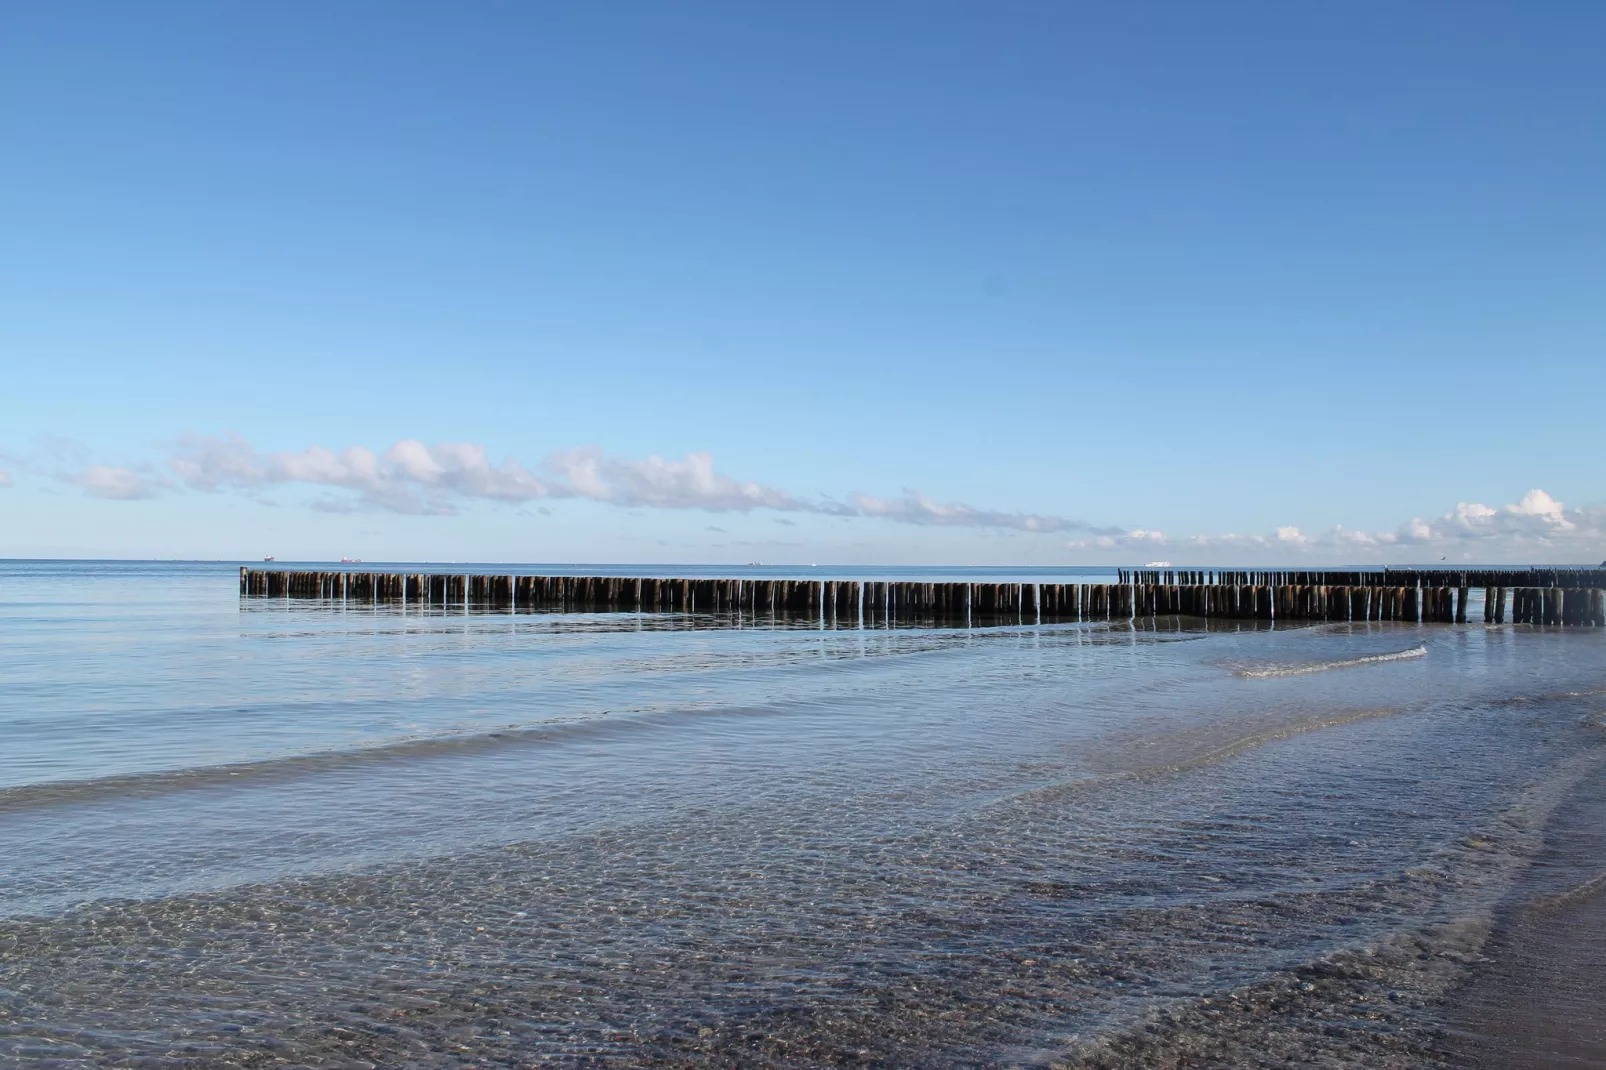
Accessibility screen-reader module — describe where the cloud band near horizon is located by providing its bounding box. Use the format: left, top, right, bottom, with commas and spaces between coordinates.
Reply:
158, 434, 1121, 534
11, 434, 1604, 561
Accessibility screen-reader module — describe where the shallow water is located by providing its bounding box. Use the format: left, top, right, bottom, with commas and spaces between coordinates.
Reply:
1, 561, 1603, 1066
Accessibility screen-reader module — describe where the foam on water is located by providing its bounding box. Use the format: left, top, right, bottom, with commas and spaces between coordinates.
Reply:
1234, 643, 1428, 677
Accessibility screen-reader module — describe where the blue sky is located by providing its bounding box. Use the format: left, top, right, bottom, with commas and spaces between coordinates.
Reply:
3, 1, 1602, 564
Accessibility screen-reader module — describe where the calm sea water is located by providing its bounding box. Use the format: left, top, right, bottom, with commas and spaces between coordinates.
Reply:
2, 560, 1603, 1066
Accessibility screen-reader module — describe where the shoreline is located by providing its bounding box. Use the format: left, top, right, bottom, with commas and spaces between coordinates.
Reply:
1445, 745, 1606, 1067
1047, 744, 1606, 1069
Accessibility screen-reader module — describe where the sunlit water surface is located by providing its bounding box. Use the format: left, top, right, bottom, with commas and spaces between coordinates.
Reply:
1, 561, 1603, 1066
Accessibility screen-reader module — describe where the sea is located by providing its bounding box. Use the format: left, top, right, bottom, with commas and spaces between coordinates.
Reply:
2, 560, 1604, 1067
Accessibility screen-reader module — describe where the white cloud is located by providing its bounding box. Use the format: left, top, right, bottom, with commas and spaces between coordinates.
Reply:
172, 435, 813, 516
1396, 488, 1593, 548
849, 490, 1111, 534
50, 433, 1606, 563
1403, 518, 1433, 542
66, 465, 169, 500
1510, 489, 1568, 523
0, 468, 11, 488
387, 440, 548, 503
1452, 502, 1498, 522
1328, 526, 1383, 547
1069, 529, 1275, 553
1066, 489, 1605, 562
171, 434, 551, 515
163, 434, 1103, 531
543, 446, 816, 513
167, 434, 267, 492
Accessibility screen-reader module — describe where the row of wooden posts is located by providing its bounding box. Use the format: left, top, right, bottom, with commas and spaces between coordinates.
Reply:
1121, 568, 1606, 590
241, 570, 1136, 624
239, 569, 1606, 626
1500, 586, 1606, 627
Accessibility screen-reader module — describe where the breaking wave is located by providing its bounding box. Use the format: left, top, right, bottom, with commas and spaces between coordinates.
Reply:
1237, 644, 1427, 678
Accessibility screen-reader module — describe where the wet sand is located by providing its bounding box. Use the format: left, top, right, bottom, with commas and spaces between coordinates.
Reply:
1447, 749, 1606, 1069
1059, 746, 1606, 1070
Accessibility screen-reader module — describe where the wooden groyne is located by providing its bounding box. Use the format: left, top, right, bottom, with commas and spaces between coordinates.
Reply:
240, 569, 1605, 626
240, 569, 1132, 624
1120, 568, 1606, 589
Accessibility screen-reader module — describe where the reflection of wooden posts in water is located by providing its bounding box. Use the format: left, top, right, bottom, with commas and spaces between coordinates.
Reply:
238, 570, 1606, 627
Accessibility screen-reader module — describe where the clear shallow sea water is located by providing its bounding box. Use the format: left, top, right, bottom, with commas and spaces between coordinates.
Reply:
2, 561, 1604, 1067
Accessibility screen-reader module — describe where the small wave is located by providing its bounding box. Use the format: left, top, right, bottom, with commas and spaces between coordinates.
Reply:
1530, 870, 1606, 913
1236, 645, 1426, 678
0, 695, 836, 817
0, 709, 671, 816
995, 705, 1406, 810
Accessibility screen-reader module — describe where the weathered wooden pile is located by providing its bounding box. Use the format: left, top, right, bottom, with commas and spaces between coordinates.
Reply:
241, 569, 1135, 624
1120, 568, 1606, 588
1499, 586, 1606, 627
240, 568, 1606, 626
1123, 570, 1391, 586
